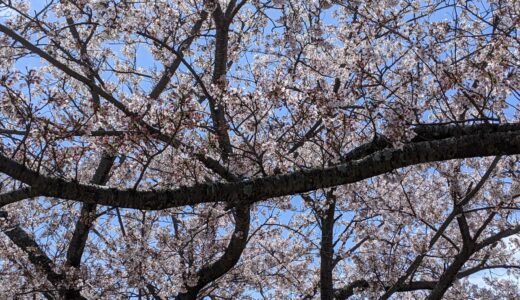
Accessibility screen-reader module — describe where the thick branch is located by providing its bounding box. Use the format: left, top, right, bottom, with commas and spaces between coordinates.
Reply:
334, 280, 369, 299
0, 126, 519, 210
66, 154, 115, 268
425, 246, 474, 300
320, 193, 336, 300
208, 6, 233, 160
3, 225, 87, 299
176, 205, 251, 299
0, 187, 37, 207
476, 224, 520, 252
343, 123, 520, 162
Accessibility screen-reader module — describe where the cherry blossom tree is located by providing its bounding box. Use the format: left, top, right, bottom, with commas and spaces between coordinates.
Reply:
0, 0, 519, 299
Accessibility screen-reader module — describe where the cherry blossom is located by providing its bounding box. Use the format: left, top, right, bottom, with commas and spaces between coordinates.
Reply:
0, 0, 519, 299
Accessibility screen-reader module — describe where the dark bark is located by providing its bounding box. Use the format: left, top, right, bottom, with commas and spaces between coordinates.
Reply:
320, 196, 336, 300
334, 280, 370, 299
425, 246, 473, 300
2, 155, 115, 299
3, 226, 87, 300
0, 127, 519, 210
425, 224, 520, 300
66, 154, 115, 267
0, 187, 37, 207
176, 205, 251, 300
208, 4, 233, 161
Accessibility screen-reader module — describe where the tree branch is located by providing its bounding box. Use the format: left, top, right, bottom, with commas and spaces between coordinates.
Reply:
176, 205, 251, 299
2, 225, 87, 299
148, 11, 208, 99
0, 126, 518, 210
65, 154, 115, 268
0, 187, 37, 207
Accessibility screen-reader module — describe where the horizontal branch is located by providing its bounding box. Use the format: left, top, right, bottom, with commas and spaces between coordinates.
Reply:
0, 125, 519, 210
0, 187, 37, 207
342, 123, 520, 162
